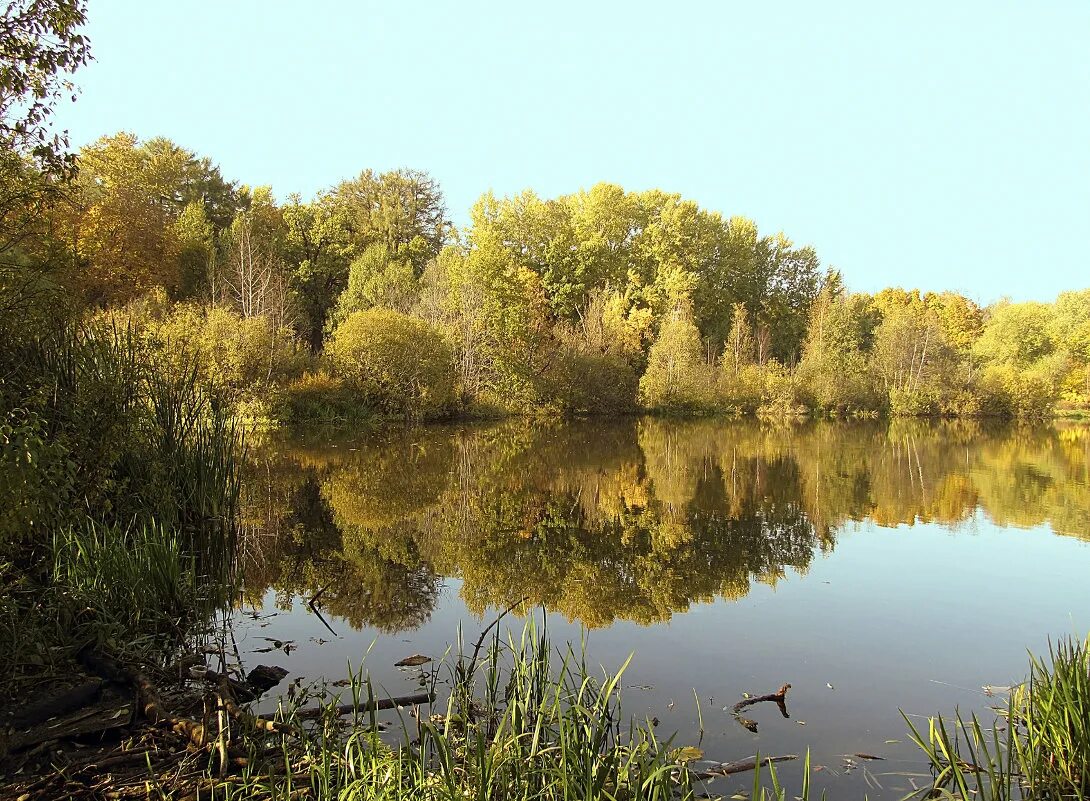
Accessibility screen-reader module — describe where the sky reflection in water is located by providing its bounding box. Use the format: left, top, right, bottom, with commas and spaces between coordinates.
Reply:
233, 418, 1090, 798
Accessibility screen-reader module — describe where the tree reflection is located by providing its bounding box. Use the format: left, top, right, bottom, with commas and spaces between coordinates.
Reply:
239, 419, 1090, 633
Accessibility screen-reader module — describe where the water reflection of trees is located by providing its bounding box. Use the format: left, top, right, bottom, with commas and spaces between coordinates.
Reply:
239, 419, 1090, 632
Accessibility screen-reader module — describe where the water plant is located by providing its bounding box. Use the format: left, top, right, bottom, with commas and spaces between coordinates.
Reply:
906, 635, 1089, 800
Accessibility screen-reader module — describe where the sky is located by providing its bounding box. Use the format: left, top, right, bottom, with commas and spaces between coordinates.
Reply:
53, 1, 1090, 304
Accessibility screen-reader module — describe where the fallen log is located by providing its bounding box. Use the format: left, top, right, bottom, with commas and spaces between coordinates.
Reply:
9, 679, 107, 728
295, 691, 434, 720
696, 754, 798, 780
77, 649, 208, 748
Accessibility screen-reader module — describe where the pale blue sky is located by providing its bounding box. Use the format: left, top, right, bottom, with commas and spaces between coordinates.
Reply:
56, 1, 1089, 303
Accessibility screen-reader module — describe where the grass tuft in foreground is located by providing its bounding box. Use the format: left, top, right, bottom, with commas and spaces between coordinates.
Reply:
213, 618, 702, 801
906, 635, 1089, 800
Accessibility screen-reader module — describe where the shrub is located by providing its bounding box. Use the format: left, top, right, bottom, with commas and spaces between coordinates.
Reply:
151, 304, 305, 407
717, 363, 767, 414
638, 309, 711, 412
888, 386, 941, 417
981, 357, 1065, 419
327, 309, 456, 421
546, 349, 639, 415
277, 370, 375, 425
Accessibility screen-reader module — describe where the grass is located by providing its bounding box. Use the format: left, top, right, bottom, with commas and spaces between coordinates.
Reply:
0, 319, 244, 698
198, 618, 704, 801
905, 635, 1090, 800
56, 614, 827, 801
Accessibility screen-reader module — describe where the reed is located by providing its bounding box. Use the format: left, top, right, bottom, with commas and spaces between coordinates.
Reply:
906, 635, 1090, 800
1, 317, 244, 694
184, 618, 822, 801
209, 618, 698, 801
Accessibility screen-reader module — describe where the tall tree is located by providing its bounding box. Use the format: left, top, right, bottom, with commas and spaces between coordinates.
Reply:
0, 0, 90, 175
283, 191, 351, 351
333, 168, 450, 273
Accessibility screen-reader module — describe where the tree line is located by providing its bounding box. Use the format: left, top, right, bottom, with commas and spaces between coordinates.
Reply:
5, 130, 1090, 422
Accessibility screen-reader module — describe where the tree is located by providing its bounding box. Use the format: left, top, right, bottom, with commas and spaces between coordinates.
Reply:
756, 233, 822, 363
142, 137, 240, 228
62, 133, 181, 303
723, 303, 756, 374
796, 273, 878, 411
332, 168, 450, 273
56, 133, 241, 304
638, 303, 707, 410
975, 301, 1055, 367
1050, 289, 1090, 401
975, 301, 1065, 417
0, 0, 90, 174
327, 309, 456, 420
283, 192, 352, 351
220, 202, 291, 328
869, 301, 956, 415
171, 200, 215, 299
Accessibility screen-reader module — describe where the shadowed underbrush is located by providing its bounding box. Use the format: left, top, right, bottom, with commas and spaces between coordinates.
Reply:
0, 307, 242, 699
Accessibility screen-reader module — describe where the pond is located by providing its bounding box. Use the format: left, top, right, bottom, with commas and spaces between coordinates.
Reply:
231, 418, 1090, 798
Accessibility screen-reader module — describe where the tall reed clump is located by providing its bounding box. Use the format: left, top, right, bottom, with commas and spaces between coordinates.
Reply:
906, 635, 1089, 800
48, 522, 213, 660
0, 313, 243, 694
223, 619, 705, 801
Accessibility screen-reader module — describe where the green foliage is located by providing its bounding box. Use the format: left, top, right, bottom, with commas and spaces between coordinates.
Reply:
0, 0, 91, 175
461, 184, 822, 366
981, 355, 1067, 420
50, 522, 205, 645
907, 635, 1090, 800
639, 306, 711, 412
0, 406, 76, 547
327, 309, 456, 421
870, 301, 957, 416
332, 242, 419, 323
550, 349, 640, 415
143, 301, 305, 413
976, 301, 1056, 367
277, 370, 375, 425
58, 132, 241, 304
795, 279, 877, 414
4, 113, 1086, 423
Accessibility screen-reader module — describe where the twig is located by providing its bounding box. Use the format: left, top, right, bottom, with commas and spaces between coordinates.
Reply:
469, 597, 529, 669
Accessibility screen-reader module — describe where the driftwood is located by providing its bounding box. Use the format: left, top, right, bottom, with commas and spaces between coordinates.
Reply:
295, 690, 434, 720
696, 754, 798, 779
77, 648, 208, 747
9, 679, 107, 728
731, 683, 791, 733
732, 683, 791, 714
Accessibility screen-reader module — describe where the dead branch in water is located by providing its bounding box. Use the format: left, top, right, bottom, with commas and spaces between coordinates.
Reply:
695, 754, 798, 779
732, 683, 791, 714
731, 683, 791, 732
295, 691, 434, 720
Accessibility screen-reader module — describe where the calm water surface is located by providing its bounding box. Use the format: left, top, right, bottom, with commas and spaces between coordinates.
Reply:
231, 418, 1090, 798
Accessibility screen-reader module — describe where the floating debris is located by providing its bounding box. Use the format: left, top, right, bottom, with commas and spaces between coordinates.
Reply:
395, 654, 432, 668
